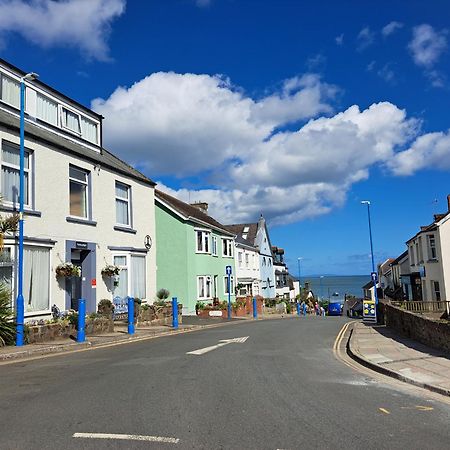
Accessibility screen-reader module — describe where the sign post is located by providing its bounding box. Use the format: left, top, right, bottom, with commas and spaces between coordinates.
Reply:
226, 265, 232, 320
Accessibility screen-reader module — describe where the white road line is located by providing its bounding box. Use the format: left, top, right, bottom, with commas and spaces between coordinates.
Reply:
187, 336, 249, 355
73, 433, 179, 444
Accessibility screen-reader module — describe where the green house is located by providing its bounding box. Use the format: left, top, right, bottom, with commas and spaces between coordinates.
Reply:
155, 190, 236, 315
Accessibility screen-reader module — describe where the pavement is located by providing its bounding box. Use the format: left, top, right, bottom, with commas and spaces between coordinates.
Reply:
348, 321, 450, 397
1, 316, 450, 449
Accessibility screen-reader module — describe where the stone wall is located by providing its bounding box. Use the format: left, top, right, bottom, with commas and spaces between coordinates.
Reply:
385, 303, 450, 353
137, 304, 183, 326
26, 317, 114, 344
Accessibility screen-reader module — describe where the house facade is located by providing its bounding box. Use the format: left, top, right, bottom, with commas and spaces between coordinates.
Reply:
272, 246, 290, 299
155, 191, 236, 315
0, 58, 157, 318
255, 216, 276, 298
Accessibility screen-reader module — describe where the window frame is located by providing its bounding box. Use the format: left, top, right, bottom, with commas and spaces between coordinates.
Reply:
61, 106, 82, 135
112, 252, 147, 300
222, 238, 233, 257
428, 234, 437, 260
211, 236, 218, 256
197, 275, 212, 299
0, 72, 20, 109
1, 141, 33, 208
36, 92, 59, 127
195, 229, 211, 254
224, 275, 235, 296
69, 164, 90, 219
115, 181, 132, 227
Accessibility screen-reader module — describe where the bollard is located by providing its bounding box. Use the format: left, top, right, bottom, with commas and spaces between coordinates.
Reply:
296, 302, 301, 316
128, 297, 135, 335
253, 297, 257, 319
172, 297, 179, 329
77, 298, 86, 343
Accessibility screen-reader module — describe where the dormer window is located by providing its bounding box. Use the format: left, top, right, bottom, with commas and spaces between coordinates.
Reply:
62, 107, 81, 134
81, 116, 98, 144
0, 73, 20, 109
37, 93, 58, 126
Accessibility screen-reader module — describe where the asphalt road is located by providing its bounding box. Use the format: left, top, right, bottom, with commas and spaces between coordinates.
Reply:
1, 317, 450, 449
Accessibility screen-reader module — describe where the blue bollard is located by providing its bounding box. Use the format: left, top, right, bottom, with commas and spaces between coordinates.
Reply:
253, 297, 257, 319
296, 302, 301, 316
77, 298, 86, 343
172, 297, 179, 329
128, 297, 135, 335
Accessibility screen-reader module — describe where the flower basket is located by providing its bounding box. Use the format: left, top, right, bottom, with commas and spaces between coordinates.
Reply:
55, 263, 80, 278
101, 264, 121, 277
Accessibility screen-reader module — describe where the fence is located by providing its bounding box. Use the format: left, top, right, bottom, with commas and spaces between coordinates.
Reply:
390, 300, 450, 314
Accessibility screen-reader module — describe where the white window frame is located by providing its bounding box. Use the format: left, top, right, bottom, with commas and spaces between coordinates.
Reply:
36, 92, 59, 127
1, 141, 33, 208
115, 181, 132, 227
61, 106, 82, 135
69, 165, 90, 219
0, 72, 20, 109
197, 275, 212, 299
211, 236, 218, 256
245, 253, 249, 268
222, 238, 233, 257
428, 235, 437, 260
224, 275, 235, 296
112, 252, 147, 300
238, 252, 243, 268
196, 229, 210, 254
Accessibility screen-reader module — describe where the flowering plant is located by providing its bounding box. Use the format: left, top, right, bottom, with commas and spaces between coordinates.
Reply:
55, 263, 81, 278
101, 264, 121, 277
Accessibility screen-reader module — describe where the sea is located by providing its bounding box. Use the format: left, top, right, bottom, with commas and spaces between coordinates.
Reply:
301, 275, 370, 301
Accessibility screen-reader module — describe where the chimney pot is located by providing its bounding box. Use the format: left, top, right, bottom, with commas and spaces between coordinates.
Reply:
190, 202, 208, 214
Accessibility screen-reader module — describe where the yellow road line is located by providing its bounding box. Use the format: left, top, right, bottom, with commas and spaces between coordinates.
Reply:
333, 321, 351, 352
379, 408, 390, 414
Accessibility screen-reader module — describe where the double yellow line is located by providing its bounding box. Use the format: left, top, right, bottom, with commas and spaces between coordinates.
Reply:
333, 321, 351, 353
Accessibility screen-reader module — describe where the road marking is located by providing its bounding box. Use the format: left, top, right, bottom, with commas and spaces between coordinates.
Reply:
401, 405, 434, 411
73, 433, 179, 443
187, 336, 249, 355
379, 408, 390, 415
333, 322, 351, 352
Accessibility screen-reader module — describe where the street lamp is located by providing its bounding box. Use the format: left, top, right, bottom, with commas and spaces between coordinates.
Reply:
361, 200, 379, 313
320, 275, 324, 301
16, 71, 39, 346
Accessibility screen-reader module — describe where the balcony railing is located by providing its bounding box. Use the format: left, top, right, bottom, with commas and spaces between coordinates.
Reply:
391, 300, 450, 314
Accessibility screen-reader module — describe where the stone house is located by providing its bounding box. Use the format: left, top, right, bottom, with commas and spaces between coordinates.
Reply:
0, 58, 157, 318
155, 190, 236, 315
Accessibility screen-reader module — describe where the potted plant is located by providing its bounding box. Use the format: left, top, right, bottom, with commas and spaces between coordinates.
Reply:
55, 262, 80, 278
101, 264, 120, 277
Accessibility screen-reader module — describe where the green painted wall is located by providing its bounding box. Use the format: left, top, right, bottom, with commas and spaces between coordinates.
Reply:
155, 201, 236, 315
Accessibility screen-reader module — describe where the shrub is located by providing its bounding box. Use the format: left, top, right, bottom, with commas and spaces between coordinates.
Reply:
196, 301, 206, 311
97, 299, 114, 317
156, 289, 170, 301
0, 282, 15, 346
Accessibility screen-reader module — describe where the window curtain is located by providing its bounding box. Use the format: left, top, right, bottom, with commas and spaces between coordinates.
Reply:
1, 168, 29, 205
81, 117, 98, 144
115, 199, 129, 225
113, 256, 128, 300
1, 75, 20, 108
37, 94, 58, 126
23, 247, 50, 312
64, 109, 80, 133
131, 256, 146, 299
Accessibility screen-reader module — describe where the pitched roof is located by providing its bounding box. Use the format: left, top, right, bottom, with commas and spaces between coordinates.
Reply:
155, 189, 233, 235
390, 250, 408, 266
0, 108, 155, 186
223, 223, 258, 248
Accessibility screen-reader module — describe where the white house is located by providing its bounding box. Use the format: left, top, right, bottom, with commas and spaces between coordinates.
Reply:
0, 58, 157, 319
272, 246, 290, 299
404, 195, 450, 302
224, 215, 276, 298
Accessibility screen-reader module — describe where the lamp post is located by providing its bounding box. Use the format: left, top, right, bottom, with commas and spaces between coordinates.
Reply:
16, 72, 39, 346
361, 200, 379, 318
320, 275, 324, 301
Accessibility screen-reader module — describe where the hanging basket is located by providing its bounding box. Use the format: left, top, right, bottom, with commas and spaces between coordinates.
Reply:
55, 263, 80, 278
101, 265, 121, 277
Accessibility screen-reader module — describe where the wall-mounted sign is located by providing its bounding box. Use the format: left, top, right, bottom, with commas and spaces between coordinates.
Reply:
226, 265, 232, 275
363, 299, 376, 322
91, 279, 96, 288
76, 241, 88, 249
144, 235, 152, 250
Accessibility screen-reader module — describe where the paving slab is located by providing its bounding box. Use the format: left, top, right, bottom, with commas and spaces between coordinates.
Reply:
348, 322, 450, 397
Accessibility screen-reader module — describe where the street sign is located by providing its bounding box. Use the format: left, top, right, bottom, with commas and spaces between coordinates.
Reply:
363, 299, 376, 322
225, 265, 232, 275
371, 271, 378, 282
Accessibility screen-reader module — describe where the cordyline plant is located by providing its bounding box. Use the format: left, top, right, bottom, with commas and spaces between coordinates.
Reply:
0, 212, 19, 252
0, 282, 15, 346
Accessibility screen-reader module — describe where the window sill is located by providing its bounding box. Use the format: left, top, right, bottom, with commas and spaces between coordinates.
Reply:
114, 225, 137, 234
427, 259, 439, 263
66, 216, 97, 226
222, 255, 234, 258
195, 251, 211, 255
0, 205, 42, 217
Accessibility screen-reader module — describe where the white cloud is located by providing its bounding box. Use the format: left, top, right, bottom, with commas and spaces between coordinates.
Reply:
0, 0, 125, 60
357, 27, 375, 51
377, 63, 396, 84
408, 24, 447, 68
93, 70, 433, 226
388, 130, 450, 176
335, 34, 344, 46
382, 21, 403, 37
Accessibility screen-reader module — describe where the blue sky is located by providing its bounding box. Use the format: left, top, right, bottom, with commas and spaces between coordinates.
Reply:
1, 0, 450, 275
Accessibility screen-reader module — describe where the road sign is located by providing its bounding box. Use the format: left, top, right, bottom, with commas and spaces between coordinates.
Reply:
226, 265, 232, 275
363, 299, 376, 322
371, 271, 378, 282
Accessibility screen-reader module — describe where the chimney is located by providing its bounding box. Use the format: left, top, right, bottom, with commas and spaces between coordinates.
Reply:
447, 194, 450, 212
190, 202, 208, 214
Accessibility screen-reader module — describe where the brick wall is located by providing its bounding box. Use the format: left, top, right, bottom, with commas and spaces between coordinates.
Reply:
385, 304, 450, 353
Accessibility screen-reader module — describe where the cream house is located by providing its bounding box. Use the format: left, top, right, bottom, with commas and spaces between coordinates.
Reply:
0, 58, 156, 318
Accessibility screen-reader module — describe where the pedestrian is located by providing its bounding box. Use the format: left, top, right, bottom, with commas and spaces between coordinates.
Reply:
321, 306, 325, 317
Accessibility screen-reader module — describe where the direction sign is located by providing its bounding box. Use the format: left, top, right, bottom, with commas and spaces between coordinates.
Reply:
363, 299, 376, 322
226, 265, 232, 275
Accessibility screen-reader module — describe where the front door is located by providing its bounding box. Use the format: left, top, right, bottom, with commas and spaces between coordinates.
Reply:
70, 249, 90, 310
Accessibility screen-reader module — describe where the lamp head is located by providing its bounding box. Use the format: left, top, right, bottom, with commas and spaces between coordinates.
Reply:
22, 72, 39, 82
361, 200, 371, 205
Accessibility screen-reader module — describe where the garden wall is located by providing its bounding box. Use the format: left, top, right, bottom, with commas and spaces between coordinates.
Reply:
137, 304, 183, 326
27, 317, 114, 344
385, 303, 450, 353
